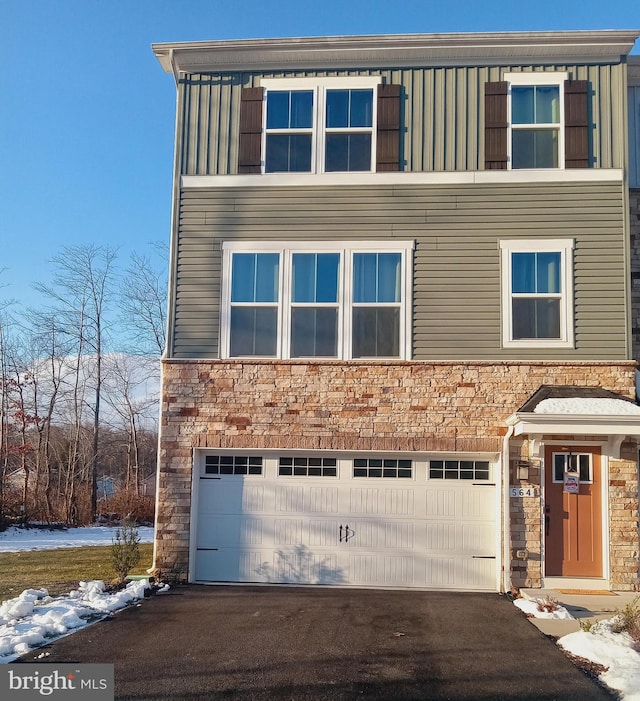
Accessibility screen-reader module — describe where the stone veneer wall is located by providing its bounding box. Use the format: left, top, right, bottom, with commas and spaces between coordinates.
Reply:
631, 188, 640, 360
155, 359, 638, 588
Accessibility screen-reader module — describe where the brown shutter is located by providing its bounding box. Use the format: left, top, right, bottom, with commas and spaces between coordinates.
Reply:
564, 80, 589, 168
484, 82, 508, 170
376, 84, 401, 172
238, 87, 264, 174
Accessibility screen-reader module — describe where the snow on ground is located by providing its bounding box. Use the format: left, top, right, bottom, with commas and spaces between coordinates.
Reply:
516, 598, 640, 700
0, 525, 154, 552
513, 597, 574, 620
0, 525, 164, 662
0, 580, 159, 662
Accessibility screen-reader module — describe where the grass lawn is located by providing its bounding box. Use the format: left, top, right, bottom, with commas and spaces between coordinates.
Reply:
0, 543, 154, 603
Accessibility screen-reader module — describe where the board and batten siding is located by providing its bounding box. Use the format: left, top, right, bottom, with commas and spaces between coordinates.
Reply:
630, 85, 640, 188
170, 181, 627, 361
177, 62, 627, 175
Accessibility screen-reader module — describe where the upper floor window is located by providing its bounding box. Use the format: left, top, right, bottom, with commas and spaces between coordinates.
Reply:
262, 78, 379, 174
221, 240, 413, 360
506, 73, 567, 169
484, 73, 588, 171
500, 239, 574, 348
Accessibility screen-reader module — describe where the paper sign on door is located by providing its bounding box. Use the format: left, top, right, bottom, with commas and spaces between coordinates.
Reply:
563, 472, 579, 494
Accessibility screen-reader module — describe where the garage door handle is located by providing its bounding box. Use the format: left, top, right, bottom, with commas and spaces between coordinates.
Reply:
339, 525, 355, 543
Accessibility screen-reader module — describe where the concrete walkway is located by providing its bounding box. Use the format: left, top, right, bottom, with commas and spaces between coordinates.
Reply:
519, 588, 639, 637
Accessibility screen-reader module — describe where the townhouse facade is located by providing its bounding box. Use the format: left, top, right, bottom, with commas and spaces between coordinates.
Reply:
153, 31, 640, 592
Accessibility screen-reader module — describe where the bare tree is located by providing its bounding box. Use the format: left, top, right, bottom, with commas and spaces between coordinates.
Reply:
35, 244, 118, 520
119, 246, 167, 357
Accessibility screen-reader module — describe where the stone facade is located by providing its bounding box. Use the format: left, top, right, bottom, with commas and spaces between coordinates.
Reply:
155, 359, 639, 589
631, 188, 640, 361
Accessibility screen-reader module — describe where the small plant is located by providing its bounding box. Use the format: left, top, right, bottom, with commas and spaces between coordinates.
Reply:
579, 617, 597, 633
611, 596, 640, 643
111, 520, 142, 584
536, 595, 560, 613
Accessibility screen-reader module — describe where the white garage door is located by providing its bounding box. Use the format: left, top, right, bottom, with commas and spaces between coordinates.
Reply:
193, 453, 498, 591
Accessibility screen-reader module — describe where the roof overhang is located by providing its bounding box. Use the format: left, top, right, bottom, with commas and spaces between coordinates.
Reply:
152, 30, 639, 74
506, 412, 640, 438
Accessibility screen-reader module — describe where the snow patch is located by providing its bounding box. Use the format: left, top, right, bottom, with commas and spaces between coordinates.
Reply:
533, 398, 640, 415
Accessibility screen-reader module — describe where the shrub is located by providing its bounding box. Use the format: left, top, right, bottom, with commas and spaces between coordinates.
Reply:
536, 595, 560, 613
611, 596, 640, 644
111, 520, 142, 583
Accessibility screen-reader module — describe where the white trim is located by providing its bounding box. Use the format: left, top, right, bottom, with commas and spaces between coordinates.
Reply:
153, 31, 640, 74
182, 169, 623, 189
261, 77, 379, 175
222, 240, 415, 252
261, 76, 382, 90
506, 412, 640, 437
504, 72, 568, 171
221, 241, 414, 361
500, 238, 574, 349
503, 71, 569, 85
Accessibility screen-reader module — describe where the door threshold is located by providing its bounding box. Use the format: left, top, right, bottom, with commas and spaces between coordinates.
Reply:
542, 577, 609, 591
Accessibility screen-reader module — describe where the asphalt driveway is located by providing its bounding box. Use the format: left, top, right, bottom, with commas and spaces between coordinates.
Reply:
19, 585, 615, 700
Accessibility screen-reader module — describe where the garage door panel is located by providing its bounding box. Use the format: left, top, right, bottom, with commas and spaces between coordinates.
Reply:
272, 549, 344, 585
424, 556, 494, 589
426, 486, 496, 520
349, 488, 380, 514
197, 515, 265, 548
384, 489, 415, 515
347, 520, 415, 549
275, 486, 339, 513
424, 521, 496, 554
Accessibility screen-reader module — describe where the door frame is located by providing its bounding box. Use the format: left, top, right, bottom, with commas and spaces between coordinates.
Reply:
541, 440, 609, 584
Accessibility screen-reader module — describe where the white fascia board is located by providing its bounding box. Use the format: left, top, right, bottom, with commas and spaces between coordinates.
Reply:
506, 412, 640, 437
152, 31, 640, 73
181, 169, 623, 189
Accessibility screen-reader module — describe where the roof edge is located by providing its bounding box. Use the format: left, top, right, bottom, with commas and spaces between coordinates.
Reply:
152, 30, 640, 73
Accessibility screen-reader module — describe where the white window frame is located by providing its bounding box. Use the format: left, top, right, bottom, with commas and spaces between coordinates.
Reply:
504, 72, 567, 171
221, 239, 414, 360
500, 238, 574, 349
260, 77, 382, 174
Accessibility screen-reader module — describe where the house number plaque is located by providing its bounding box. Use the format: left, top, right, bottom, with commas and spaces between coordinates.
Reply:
509, 487, 539, 498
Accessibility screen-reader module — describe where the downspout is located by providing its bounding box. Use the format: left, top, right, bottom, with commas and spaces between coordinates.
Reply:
501, 424, 515, 593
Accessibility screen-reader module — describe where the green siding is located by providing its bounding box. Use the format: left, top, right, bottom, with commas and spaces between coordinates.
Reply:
177, 62, 627, 175
170, 181, 627, 360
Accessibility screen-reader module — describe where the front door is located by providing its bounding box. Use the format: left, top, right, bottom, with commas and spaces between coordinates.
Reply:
544, 446, 602, 577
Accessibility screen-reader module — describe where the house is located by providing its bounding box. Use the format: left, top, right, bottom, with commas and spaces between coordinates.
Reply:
152, 30, 640, 592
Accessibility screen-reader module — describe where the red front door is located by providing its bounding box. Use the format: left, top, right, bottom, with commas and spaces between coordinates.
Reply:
544, 446, 602, 577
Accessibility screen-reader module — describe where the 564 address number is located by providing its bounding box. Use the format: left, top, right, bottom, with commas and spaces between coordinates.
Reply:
509, 487, 539, 498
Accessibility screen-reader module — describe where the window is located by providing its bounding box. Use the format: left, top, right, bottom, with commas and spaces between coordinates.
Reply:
261, 77, 380, 174
429, 460, 490, 480
500, 239, 574, 348
505, 73, 567, 169
552, 453, 592, 484
204, 455, 263, 476
222, 241, 413, 359
353, 458, 413, 478
279, 457, 337, 477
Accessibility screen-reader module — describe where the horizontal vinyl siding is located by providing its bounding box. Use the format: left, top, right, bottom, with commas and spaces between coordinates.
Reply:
170, 181, 627, 360
178, 62, 626, 175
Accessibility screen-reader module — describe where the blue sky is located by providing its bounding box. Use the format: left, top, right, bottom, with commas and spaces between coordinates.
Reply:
1, 0, 639, 313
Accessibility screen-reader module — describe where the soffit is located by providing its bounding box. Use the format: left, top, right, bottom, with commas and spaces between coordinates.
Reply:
152, 30, 639, 74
